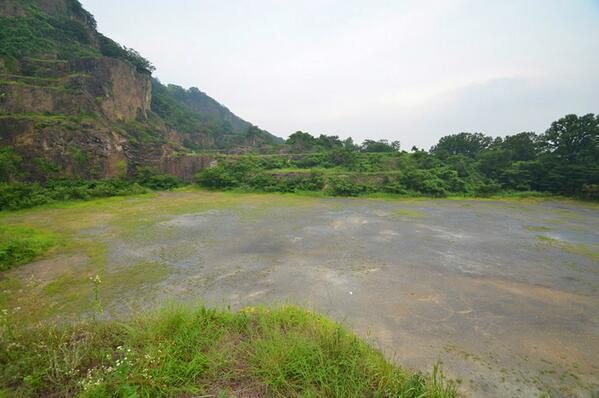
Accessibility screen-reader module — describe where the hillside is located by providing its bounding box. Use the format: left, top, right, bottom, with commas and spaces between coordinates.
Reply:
0, 0, 280, 181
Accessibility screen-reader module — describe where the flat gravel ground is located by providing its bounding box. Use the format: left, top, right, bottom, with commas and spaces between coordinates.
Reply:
3, 192, 599, 397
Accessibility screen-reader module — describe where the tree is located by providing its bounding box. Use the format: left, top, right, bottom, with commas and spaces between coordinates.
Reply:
540, 114, 598, 162
245, 125, 269, 146
286, 131, 316, 152
431, 132, 493, 158
99, 35, 155, 74
360, 139, 400, 153
476, 149, 512, 180
501, 132, 539, 161
343, 137, 358, 151
315, 134, 343, 150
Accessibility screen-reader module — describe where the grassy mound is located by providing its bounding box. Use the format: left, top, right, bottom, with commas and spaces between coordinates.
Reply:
0, 305, 457, 397
0, 226, 63, 272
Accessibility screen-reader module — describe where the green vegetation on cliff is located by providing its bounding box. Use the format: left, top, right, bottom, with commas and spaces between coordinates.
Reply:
0, 304, 456, 397
151, 80, 278, 150
0, 0, 280, 167
0, 0, 153, 74
0, 3, 98, 62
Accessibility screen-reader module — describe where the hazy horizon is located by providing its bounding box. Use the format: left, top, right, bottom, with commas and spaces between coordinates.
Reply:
83, 0, 599, 149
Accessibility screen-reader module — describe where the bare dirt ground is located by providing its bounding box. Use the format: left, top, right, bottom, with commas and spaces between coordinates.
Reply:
2, 191, 598, 397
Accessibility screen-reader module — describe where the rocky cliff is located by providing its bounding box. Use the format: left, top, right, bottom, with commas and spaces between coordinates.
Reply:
0, 0, 280, 182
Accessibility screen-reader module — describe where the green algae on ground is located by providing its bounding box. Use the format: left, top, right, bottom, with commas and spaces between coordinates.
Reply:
392, 208, 427, 220
524, 225, 553, 232
0, 304, 457, 397
1, 190, 598, 396
537, 235, 599, 263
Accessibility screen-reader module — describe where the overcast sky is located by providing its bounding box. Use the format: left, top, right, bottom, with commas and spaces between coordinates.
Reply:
83, 0, 599, 149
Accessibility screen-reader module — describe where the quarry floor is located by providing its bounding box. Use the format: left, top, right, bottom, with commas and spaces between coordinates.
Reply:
2, 190, 599, 397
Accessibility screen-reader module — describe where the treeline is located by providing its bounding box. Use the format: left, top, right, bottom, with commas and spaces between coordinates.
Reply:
1, 113, 597, 210
197, 113, 599, 199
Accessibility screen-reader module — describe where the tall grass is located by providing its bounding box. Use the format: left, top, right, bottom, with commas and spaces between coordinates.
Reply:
0, 304, 457, 397
0, 226, 63, 272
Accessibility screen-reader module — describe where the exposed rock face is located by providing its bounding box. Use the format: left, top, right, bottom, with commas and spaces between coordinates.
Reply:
0, 2, 26, 17
0, 84, 93, 115
160, 155, 216, 182
0, 0, 279, 182
0, 117, 128, 181
1, 58, 151, 121
71, 58, 152, 122
0, 57, 164, 180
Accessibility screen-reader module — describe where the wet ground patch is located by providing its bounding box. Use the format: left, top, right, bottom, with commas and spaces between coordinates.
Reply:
1, 191, 598, 396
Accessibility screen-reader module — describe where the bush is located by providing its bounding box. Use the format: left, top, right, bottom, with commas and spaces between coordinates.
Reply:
0, 182, 49, 210
196, 165, 239, 189
0, 179, 148, 211
99, 34, 154, 74
383, 182, 408, 195
325, 176, 369, 196
0, 147, 23, 182
582, 184, 599, 200
137, 167, 183, 190
400, 170, 448, 198
275, 172, 324, 192
248, 172, 278, 191
473, 181, 503, 197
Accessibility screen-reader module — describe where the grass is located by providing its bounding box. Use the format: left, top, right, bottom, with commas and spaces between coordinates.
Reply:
2, 189, 597, 396
536, 235, 599, 263
0, 112, 97, 123
0, 225, 64, 272
0, 304, 457, 398
391, 209, 427, 220
524, 225, 552, 232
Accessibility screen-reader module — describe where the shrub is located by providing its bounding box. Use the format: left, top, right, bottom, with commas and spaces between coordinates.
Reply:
0, 179, 148, 211
582, 184, 599, 200
0, 182, 49, 210
275, 172, 324, 192
383, 182, 408, 195
0, 147, 22, 182
400, 170, 448, 198
474, 181, 503, 197
196, 165, 239, 189
325, 176, 369, 196
137, 167, 183, 190
249, 172, 278, 191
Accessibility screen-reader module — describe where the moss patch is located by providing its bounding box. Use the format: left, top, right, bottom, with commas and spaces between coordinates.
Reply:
525, 225, 553, 232
537, 235, 599, 263
392, 208, 427, 220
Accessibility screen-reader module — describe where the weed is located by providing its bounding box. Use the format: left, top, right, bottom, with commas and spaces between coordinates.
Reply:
0, 225, 63, 271
0, 304, 457, 397
90, 275, 103, 319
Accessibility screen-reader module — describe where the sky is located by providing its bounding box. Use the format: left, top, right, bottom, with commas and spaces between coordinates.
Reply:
82, 0, 599, 149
